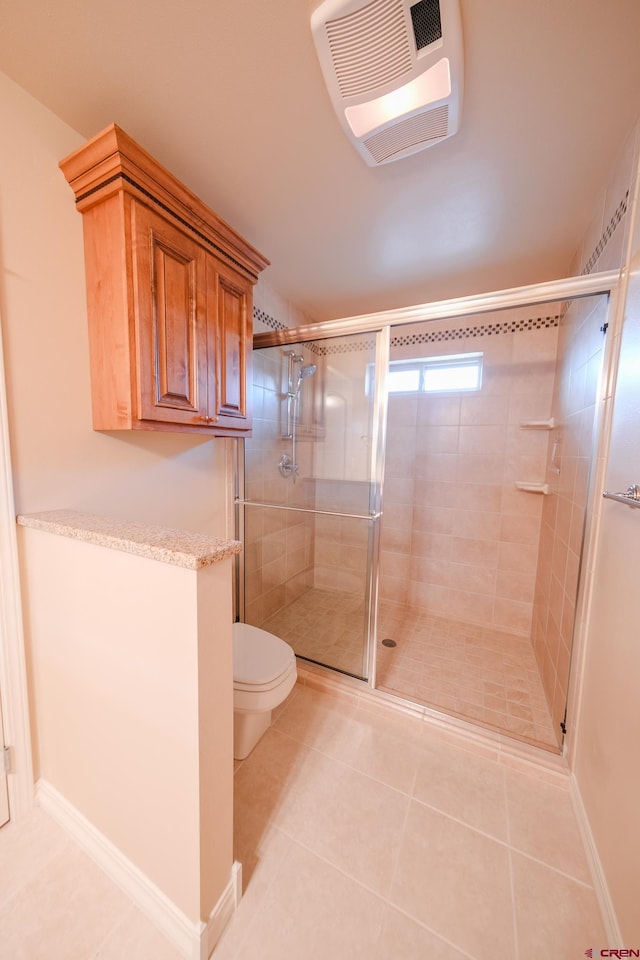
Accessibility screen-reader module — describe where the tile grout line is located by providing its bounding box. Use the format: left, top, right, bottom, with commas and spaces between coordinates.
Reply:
504, 765, 521, 960
270, 704, 592, 885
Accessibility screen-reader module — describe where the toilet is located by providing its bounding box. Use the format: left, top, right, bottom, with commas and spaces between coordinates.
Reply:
232, 622, 297, 760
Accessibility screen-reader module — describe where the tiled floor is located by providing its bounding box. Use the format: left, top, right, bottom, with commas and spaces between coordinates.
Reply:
1, 682, 604, 959
0, 805, 183, 959
261, 588, 558, 750
217, 681, 604, 959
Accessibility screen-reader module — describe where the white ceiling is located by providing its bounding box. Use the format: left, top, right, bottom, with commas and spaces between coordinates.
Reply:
2, 0, 640, 322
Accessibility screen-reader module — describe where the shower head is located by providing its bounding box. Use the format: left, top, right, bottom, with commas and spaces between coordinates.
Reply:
295, 363, 317, 396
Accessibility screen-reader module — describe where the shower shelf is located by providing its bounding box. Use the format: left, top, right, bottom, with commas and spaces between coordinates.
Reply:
519, 418, 555, 429
515, 481, 549, 495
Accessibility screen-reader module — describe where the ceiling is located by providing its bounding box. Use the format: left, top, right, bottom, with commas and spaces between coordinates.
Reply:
2, 0, 640, 322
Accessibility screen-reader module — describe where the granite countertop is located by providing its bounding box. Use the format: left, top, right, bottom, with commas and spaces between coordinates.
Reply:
16, 509, 242, 570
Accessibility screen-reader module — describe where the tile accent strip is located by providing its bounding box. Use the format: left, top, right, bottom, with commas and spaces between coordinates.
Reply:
253, 307, 288, 332
391, 314, 561, 347
296, 315, 562, 356
581, 191, 629, 276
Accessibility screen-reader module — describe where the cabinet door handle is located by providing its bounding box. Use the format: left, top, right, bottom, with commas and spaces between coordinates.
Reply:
198, 415, 219, 424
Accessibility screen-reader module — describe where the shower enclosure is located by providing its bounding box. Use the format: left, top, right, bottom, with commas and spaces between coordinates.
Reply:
236, 285, 611, 752
236, 330, 385, 680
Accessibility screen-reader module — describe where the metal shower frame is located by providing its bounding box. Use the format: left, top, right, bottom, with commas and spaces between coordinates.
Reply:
235, 270, 620, 706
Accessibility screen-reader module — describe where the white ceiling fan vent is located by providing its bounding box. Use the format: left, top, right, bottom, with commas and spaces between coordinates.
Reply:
363, 102, 449, 164
311, 0, 463, 166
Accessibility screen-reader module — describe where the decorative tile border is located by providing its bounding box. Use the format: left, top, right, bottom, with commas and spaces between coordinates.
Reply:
581, 191, 629, 276
307, 314, 561, 355
391, 314, 560, 347
253, 307, 287, 332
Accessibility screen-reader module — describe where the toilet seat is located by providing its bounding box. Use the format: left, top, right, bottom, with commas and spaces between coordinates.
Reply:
233, 622, 295, 691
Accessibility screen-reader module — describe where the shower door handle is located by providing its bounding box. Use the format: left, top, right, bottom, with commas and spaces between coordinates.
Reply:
602, 483, 640, 508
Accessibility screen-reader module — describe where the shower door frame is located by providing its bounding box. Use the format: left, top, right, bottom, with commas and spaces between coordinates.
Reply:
234, 326, 390, 682
242, 270, 621, 728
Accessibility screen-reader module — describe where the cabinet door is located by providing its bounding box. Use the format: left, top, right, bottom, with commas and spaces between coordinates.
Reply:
133, 203, 209, 426
207, 256, 252, 430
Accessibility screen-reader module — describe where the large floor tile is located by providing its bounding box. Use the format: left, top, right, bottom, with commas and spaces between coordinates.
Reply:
272, 685, 357, 755
275, 749, 410, 897
505, 769, 591, 882
233, 727, 311, 881
0, 838, 130, 959
373, 905, 471, 960
511, 851, 606, 959
228, 840, 385, 960
390, 800, 515, 960
327, 702, 426, 795
90, 904, 183, 959
412, 740, 508, 841
208, 829, 293, 960
0, 807, 68, 910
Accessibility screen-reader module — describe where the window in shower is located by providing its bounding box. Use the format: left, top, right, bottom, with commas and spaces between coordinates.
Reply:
367, 352, 483, 395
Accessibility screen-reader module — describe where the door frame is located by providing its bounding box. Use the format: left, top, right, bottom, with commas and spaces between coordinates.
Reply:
0, 307, 33, 821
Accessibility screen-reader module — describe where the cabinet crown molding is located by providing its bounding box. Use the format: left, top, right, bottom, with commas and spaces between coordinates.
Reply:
59, 123, 270, 282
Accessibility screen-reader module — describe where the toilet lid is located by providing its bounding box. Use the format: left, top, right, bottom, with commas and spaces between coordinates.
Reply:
233, 622, 295, 686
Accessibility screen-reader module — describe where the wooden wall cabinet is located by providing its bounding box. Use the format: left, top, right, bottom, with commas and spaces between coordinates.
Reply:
60, 124, 269, 436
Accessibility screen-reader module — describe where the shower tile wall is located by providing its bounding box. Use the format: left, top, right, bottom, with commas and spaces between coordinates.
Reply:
381, 309, 560, 637
532, 296, 608, 735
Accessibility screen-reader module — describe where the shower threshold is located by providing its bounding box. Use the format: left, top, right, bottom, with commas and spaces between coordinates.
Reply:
255, 588, 560, 753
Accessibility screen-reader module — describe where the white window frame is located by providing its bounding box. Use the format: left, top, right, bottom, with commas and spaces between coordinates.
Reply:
368, 351, 483, 396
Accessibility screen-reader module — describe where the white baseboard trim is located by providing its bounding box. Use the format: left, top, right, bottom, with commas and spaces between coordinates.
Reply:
569, 773, 622, 944
36, 780, 239, 960
205, 860, 242, 959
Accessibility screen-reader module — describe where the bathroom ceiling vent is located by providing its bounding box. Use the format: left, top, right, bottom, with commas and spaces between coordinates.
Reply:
311, 0, 463, 166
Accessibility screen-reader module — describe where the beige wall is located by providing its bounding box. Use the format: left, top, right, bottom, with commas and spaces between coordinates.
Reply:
571, 120, 640, 942
19, 526, 234, 925
0, 71, 251, 933
0, 71, 229, 535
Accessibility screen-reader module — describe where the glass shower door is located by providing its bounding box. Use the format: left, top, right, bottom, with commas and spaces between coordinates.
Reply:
237, 330, 383, 680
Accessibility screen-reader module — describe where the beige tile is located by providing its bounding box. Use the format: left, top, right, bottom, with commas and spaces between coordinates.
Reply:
505, 769, 591, 882
412, 741, 508, 840
233, 727, 312, 878
275, 750, 410, 897
90, 904, 183, 959
0, 807, 69, 909
214, 828, 292, 960
390, 800, 515, 960
0, 838, 130, 960
373, 905, 470, 960
232, 840, 385, 960
273, 684, 357, 753
511, 851, 605, 960
329, 704, 424, 795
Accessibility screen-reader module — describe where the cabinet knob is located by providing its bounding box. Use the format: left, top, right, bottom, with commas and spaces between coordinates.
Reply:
198, 415, 219, 424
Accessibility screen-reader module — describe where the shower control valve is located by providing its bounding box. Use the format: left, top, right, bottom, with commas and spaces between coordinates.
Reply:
278, 454, 297, 478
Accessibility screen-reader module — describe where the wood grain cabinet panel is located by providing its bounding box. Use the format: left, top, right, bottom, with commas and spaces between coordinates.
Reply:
134, 203, 208, 426
59, 124, 269, 436
208, 257, 252, 426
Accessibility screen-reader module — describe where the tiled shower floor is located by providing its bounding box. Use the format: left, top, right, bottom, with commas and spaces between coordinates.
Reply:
260, 589, 559, 751
262, 589, 368, 678
377, 601, 559, 750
